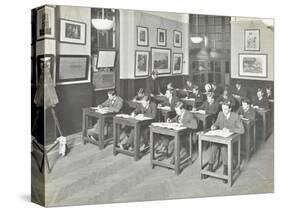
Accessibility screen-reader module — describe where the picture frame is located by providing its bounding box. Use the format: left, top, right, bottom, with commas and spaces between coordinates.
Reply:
36, 54, 55, 86
96, 50, 117, 69
157, 28, 167, 47
136, 26, 149, 46
135, 50, 150, 77
238, 53, 267, 78
173, 30, 182, 48
56, 55, 89, 84
151, 47, 171, 75
59, 19, 86, 45
244, 29, 260, 51
172, 53, 183, 74
36, 5, 55, 41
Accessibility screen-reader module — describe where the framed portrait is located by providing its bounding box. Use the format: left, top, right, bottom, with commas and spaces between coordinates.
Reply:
96, 50, 117, 69
137, 26, 149, 46
36, 5, 55, 41
172, 53, 183, 74
239, 53, 267, 78
173, 30, 182, 48
36, 54, 55, 86
244, 29, 260, 51
135, 50, 150, 77
157, 28, 167, 47
151, 47, 171, 75
56, 55, 89, 84
59, 19, 86, 45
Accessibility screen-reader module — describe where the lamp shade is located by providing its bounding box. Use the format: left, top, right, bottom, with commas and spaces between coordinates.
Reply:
91, 18, 113, 30
190, 36, 203, 44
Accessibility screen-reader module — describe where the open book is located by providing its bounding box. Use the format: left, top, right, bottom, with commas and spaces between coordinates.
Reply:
152, 122, 186, 131
204, 129, 233, 138
90, 107, 114, 114
115, 114, 152, 121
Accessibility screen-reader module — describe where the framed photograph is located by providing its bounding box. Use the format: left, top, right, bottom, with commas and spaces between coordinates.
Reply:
59, 19, 86, 45
36, 54, 55, 86
36, 5, 55, 41
157, 28, 167, 47
135, 50, 150, 77
173, 30, 182, 48
96, 50, 117, 69
244, 29, 260, 51
56, 55, 89, 84
151, 47, 171, 75
172, 53, 183, 74
137, 26, 149, 46
239, 53, 267, 78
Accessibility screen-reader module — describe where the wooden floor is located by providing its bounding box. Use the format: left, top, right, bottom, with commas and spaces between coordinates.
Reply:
31, 132, 274, 207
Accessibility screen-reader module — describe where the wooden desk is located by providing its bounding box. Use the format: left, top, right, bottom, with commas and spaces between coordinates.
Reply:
190, 111, 215, 130
241, 119, 256, 162
150, 125, 192, 175
181, 98, 196, 108
82, 108, 116, 149
157, 106, 176, 122
176, 89, 192, 98
256, 108, 272, 142
198, 132, 241, 187
126, 100, 142, 109
113, 116, 154, 161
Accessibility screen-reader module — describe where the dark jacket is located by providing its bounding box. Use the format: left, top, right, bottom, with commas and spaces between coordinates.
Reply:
146, 76, 160, 96
101, 96, 123, 112
134, 102, 157, 120
197, 101, 220, 115
189, 91, 204, 104
237, 106, 256, 121
231, 86, 247, 99
161, 96, 179, 110
213, 112, 244, 134
252, 97, 269, 109
171, 110, 198, 130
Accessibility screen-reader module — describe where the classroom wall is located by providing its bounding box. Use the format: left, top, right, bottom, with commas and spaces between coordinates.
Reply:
231, 18, 274, 81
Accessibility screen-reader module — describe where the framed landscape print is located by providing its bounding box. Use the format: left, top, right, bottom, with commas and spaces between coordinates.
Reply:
151, 47, 171, 74
244, 29, 260, 51
239, 53, 267, 78
59, 19, 86, 45
135, 50, 150, 77
137, 26, 149, 46
36, 5, 55, 41
173, 30, 182, 48
157, 28, 167, 46
172, 53, 183, 74
56, 55, 89, 84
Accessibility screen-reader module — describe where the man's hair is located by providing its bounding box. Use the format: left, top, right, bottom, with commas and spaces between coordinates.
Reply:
242, 98, 251, 105
142, 95, 151, 102
222, 100, 232, 108
108, 90, 117, 96
236, 80, 241, 86
206, 92, 214, 99
193, 85, 199, 91
175, 101, 184, 109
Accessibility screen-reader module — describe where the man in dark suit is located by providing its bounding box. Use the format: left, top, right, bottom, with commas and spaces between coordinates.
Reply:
238, 98, 256, 121
146, 70, 161, 97
231, 80, 247, 101
211, 81, 223, 100
195, 92, 220, 116
88, 90, 123, 139
127, 95, 157, 151
203, 100, 244, 184
189, 85, 204, 107
159, 89, 179, 110
252, 88, 269, 109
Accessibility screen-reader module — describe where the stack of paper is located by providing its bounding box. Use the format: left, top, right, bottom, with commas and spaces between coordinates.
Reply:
152, 122, 186, 130
157, 106, 171, 111
115, 114, 152, 121
191, 110, 206, 114
204, 129, 233, 138
115, 114, 131, 118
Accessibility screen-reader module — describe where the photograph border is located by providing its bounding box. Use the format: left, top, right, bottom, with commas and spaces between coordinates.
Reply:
172, 52, 183, 74
136, 26, 149, 47
244, 29, 260, 51
173, 30, 182, 48
157, 28, 167, 47
151, 47, 171, 75
134, 50, 150, 77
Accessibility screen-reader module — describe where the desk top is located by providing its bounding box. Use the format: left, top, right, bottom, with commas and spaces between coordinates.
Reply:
198, 131, 240, 142
83, 107, 117, 116
114, 114, 154, 124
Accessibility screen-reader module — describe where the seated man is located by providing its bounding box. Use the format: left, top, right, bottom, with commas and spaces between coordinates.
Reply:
159, 89, 179, 110
157, 101, 198, 164
231, 80, 247, 102
184, 79, 194, 91
127, 96, 157, 151
238, 98, 256, 121
147, 70, 161, 97
167, 82, 174, 90
133, 88, 145, 101
203, 100, 244, 184
194, 92, 219, 116
189, 85, 204, 107
211, 81, 223, 100
88, 90, 123, 140
265, 87, 273, 100
252, 88, 269, 109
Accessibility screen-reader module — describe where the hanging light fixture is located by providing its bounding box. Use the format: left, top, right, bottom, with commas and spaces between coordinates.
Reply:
190, 14, 203, 44
91, 8, 114, 31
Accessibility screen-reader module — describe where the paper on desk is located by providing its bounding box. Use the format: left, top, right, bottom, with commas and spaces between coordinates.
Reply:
204, 129, 233, 138
191, 110, 206, 114
96, 108, 113, 114
152, 122, 186, 130
134, 114, 152, 120
157, 106, 171, 110
115, 114, 131, 118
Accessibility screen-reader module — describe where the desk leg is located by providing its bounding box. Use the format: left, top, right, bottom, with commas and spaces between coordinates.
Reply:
203, 119, 207, 130
253, 124, 256, 152
245, 125, 250, 161
99, 118, 105, 150
175, 133, 180, 175
199, 137, 203, 179
263, 115, 267, 142
228, 143, 233, 187
189, 133, 193, 163
113, 122, 117, 156
238, 137, 241, 173
150, 131, 155, 169
134, 125, 140, 161
82, 111, 86, 144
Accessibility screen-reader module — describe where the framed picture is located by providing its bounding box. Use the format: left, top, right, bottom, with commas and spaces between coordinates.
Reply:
172, 53, 183, 74
59, 19, 86, 45
36, 54, 55, 86
137, 26, 149, 46
239, 53, 267, 78
135, 50, 150, 77
157, 28, 167, 47
56, 55, 89, 84
36, 5, 55, 41
96, 50, 117, 69
244, 29, 260, 51
173, 30, 182, 48
151, 47, 171, 75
